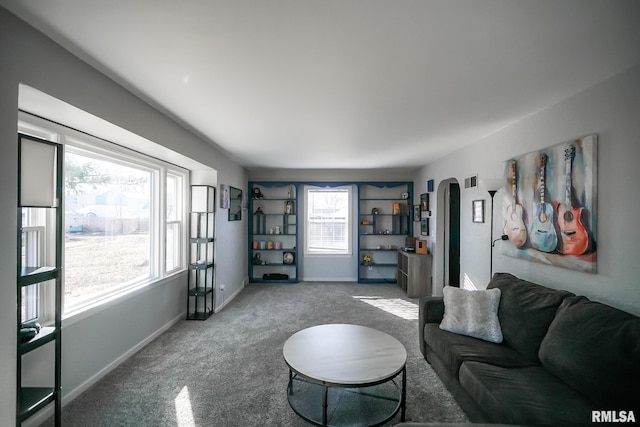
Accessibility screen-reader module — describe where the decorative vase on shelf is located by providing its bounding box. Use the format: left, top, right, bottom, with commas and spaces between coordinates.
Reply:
363, 253, 372, 265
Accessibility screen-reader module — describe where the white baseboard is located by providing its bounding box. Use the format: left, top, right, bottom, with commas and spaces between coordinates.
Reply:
215, 283, 242, 312
22, 311, 186, 427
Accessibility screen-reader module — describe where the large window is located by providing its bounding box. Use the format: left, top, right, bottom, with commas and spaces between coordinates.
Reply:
165, 172, 185, 273
64, 148, 153, 310
305, 186, 351, 255
19, 114, 188, 318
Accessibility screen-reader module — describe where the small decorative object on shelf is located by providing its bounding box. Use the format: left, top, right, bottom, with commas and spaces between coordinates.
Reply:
284, 200, 294, 214
19, 319, 42, 343
363, 253, 373, 265
252, 187, 264, 199
283, 251, 295, 265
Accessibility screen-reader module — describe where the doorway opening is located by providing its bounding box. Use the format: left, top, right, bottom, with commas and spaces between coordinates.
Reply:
435, 178, 461, 294
447, 182, 461, 286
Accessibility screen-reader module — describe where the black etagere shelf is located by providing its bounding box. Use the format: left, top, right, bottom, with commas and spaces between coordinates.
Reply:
187, 185, 215, 320
16, 134, 63, 426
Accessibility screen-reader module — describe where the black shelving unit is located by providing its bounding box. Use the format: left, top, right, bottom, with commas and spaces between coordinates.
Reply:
187, 185, 215, 320
248, 182, 298, 283
16, 134, 63, 426
357, 183, 413, 283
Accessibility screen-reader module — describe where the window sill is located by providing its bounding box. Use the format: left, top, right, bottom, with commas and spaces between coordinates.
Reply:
304, 253, 353, 258
62, 270, 187, 327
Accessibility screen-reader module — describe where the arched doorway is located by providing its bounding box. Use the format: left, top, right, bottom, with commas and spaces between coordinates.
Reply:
434, 178, 461, 295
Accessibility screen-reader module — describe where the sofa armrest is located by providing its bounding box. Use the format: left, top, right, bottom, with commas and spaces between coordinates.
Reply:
418, 296, 444, 357
420, 296, 445, 323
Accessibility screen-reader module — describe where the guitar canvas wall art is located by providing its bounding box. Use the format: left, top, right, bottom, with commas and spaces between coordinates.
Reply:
499, 134, 597, 273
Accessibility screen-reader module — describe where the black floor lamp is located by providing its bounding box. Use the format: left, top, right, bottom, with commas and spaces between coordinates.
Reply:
483, 179, 508, 279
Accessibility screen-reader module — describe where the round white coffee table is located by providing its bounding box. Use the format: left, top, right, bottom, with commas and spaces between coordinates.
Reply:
283, 324, 407, 426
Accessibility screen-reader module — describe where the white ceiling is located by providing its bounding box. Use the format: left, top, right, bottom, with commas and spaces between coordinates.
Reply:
3, 1, 640, 170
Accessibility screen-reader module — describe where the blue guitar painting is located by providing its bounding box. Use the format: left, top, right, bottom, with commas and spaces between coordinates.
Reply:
530, 153, 558, 252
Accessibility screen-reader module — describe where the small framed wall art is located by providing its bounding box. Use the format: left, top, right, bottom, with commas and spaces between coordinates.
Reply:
220, 184, 230, 209
472, 199, 485, 223
420, 218, 429, 236
420, 193, 429, 212
427, 179, 434, 192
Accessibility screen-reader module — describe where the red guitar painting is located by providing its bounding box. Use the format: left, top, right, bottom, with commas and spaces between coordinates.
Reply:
503, 160, 527, 247
530, 153, 558, 252
557, 144, 589, 255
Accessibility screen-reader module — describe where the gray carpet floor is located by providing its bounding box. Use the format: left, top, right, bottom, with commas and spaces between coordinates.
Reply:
45, 282, 468, 426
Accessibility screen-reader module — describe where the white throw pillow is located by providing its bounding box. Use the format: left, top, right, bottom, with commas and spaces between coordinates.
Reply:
439, 286, 503, 343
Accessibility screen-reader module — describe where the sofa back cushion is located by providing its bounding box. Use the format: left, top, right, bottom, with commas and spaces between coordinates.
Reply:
488, 273, 573, 362
539, 296, 640, 410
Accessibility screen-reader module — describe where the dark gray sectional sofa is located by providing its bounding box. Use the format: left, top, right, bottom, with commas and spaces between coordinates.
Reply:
419, 273, 640, 426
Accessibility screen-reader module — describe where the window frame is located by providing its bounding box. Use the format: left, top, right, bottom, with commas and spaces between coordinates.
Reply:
20, 224, 44, 322
19, 113, 189, 320
165, 170, 188, 275
304, 185, 352, 256
63, 142, 158, 309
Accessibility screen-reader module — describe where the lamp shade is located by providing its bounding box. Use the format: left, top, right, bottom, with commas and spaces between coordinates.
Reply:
191, 185, 215, 212
19, 136, 59, 207
480, 177, 504, 193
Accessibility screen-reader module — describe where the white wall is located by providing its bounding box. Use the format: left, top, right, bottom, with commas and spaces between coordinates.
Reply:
415, 64, 640, 316
0, 8, 247, 425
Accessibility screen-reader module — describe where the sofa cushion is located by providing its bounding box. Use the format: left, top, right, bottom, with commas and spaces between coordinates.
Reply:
420, 296, 445, 324
459, 361, 594, 427
488, 273, 573, 361
440, 286, 503, 343
539, 296, 640, 411
425, 323, 537, 376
